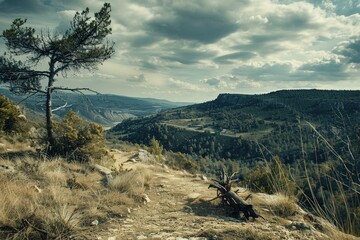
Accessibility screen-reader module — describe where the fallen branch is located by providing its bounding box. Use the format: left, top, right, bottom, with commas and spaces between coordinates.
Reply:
209, 167, 263, 221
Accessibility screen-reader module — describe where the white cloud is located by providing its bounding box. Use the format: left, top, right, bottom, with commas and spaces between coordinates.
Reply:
0, 0, 360, 102
168, 78, 208, 92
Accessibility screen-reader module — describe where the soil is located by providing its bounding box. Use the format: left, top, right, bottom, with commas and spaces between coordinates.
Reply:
93, 151, 356, 240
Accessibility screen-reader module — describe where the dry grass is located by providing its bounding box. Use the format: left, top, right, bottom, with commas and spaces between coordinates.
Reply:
109, 167, 153, 200
0, 136, 33, 153
266, 194, 298, 218
0, 151, 152, 239
242, 192, 298, 219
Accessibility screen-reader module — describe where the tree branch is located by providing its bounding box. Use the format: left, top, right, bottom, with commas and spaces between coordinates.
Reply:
15, 91, 41, 105
52, 101, 72, 112
51, 86, 100, 95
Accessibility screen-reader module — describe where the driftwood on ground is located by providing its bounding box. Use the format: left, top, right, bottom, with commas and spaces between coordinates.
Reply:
208, 168, 262, 221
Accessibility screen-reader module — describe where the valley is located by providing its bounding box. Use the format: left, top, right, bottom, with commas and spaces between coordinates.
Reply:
110, 89, 360, 167
0, 88, 191, 128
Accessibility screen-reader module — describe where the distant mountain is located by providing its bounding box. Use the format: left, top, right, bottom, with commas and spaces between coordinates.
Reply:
109, 89, 360, 164
0, 88, 190, 127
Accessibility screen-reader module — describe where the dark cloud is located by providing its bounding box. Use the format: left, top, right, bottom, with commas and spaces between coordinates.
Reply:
161, 48, 216, 65
334, 38, 360, 64
131, 35, 161, 48
140, 60, 159, 70
267, 8, 320, 31
232, 63, 293, 80
231, 59, 350, 83
0, 0, 49, 13
297, 59, 349, 80
146, 4, 238, 44
231, 33, 307, 56
214, 51, 257, 64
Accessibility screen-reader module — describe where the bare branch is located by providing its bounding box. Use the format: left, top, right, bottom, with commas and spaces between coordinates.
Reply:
15, 91, 41, 105
51, 87, 100, 95
52, 102, 72, 112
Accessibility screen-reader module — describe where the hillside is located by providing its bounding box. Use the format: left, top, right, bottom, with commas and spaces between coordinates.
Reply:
0, 88, 190, 128
0, 139, 355, 240
110, 89, 360, 166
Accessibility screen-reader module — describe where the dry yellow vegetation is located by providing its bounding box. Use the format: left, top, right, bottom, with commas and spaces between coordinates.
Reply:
0, 138, 357, 240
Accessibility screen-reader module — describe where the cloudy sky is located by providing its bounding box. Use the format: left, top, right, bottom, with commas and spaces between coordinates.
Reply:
0, 0, 360, 102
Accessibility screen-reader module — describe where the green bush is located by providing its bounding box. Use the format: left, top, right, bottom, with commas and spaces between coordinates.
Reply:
52, 110, 107, 162
0, 95, 27, 134
165, 151, 199, 173
245, 156, 296, 196
147, 137, 163, 161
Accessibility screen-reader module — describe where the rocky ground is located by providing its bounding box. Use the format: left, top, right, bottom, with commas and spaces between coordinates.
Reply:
92, 150, 357, 240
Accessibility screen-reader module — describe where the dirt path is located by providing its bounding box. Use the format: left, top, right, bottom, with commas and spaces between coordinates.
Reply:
95, 153, 351, 240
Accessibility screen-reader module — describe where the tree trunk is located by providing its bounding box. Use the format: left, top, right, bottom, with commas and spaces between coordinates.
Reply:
46, 86, 54, 150
46, 60, 55, 153
224, 191, 260, 220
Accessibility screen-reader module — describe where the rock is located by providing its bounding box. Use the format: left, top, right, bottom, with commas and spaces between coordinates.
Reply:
186, 193, 201, 200
125, 159, 137, 163
184, 206, 193, 213
91, 219, 99, 226
94, 164, 112, 175
105, 173, 113, 183
18, 114, 26, 120
137, 235, 147, 240
107, 237, 116, 240
127, 208, 131, 214
201, 175, 207, 181
289, 222, 313, 230
0, 164, 15, 172
94, 164, 113, 185
142, 194, 151, 203
151, 232, 171, 239
130, 149, 155, 162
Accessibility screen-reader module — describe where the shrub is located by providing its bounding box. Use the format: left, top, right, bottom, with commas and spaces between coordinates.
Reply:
52, 110, 107, 162
147, 137, 163, 161
269, 194, 298, 217
109, 167, 152, 201
245, 156, 296, 196
165, 151, 199, 173
0, 95, 27, 134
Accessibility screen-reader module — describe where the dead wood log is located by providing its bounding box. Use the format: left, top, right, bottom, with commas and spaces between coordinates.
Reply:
209, 167, 263, 221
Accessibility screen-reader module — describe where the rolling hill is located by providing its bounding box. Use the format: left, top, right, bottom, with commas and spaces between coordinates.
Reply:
0, 88, 191, 128
109, 89, 360, 164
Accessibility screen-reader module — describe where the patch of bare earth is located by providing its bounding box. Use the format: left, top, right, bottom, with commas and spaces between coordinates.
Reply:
96, 153, 356, 240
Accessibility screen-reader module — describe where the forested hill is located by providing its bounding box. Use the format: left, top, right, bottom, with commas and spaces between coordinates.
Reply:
110, 89, 360, 165
0, 88, 190, 127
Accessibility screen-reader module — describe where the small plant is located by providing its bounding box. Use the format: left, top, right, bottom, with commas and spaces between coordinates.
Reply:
147, 137, 163, 161
245, 156, 296, 196
268, 194, 298, 218
51, 110, 108, 162
165, 151, 199, 173
109, 167, 152, 201
0, 95, 28, 134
